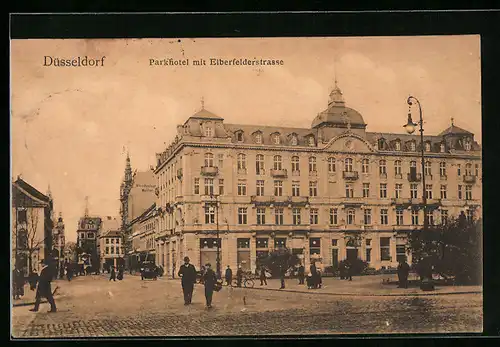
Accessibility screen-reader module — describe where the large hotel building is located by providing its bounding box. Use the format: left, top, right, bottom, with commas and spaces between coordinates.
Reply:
153, 83, 481, 276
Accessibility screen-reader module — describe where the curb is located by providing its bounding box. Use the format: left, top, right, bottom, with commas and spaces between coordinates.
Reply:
234, 285, 482, 297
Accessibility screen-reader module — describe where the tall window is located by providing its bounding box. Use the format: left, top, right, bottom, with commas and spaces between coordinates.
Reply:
362, 183, 370, 198
309, 181, 318, 197
194, 178, 200, 194
458, 185, 463, 200
310, 208, 319, 224
440, 162, 446, 177
256, 154, 265, 175
380, 238, 391, 261
347, 209, 355, 225
464, 140, 471, 151
256, 180, 265, 196
410, 160, 417, 172
465, 163, 473, 176
425, 142, 431, 152
329, 208, 338, 225
411, 210, 419, 225
380, 183, 387, 198
204, 153, 214, 167
290, 135, 298, 146
256, 208, 266, 225
362, 159, 370, 173
275, 208, 284, 225
218, 154, 224, 168
205, 127, 213, 137
273, 155, 283, 170
466, 209, 474, 221
426, 211, 434, 226
394, 160, 402, 175
205, 205, 215, 224
410, 141, 416, 151
344, 158, 353, 172
292, 208, 301, 225
424, 161, 432, 176
309, 238, 321, 256
292, 182, 300, 196
219, 179, 224, 195
309, 157, 317, 172
441, 209, 448, 224
363, 209, 372, 225
396, 210, 404, 225
291, 156, 300, 172
440, 143, 446, 153
345, 184, 354, 198
308, 136, 315, 146
410, 183, 418, 199
236, 132, 244, 142
379, 160, 387, 175
440, 185, 447, 199
274, 180, 283, 196
255, 133, 262, 144
395, 141, 401, 151
204, 178, 214, 195
425, 184, 433, 199
237, 153, 247, 170
238, 208, 248, 224
273, 134, 280, 145
237, 180, 247, 196
457, 164, 461, 176
465, 185, 472, 200
395, 184, 403, 198
380, 209, 389, 225
328, 157, 336, 173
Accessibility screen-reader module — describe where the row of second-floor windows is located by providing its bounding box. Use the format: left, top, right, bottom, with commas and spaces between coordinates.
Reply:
204, 207, 475, 226
144, 222, 155, 232
79, 232, 95, 239
193, 178, 475, 200
105, 238, 120, 244
201, 153, 480, 176
105, 246, 123, 255
158, 159, 181, 189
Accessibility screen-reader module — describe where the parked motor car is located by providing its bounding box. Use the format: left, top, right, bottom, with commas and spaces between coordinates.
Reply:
140, 261, 158, 280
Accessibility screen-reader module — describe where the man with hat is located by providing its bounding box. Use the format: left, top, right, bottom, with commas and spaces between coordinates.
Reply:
202, 263, 217, 308
177, 256, 197, 305
30, 259, 57, 313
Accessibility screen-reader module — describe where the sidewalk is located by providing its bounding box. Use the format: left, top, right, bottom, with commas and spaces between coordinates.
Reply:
239, 274, 482, 297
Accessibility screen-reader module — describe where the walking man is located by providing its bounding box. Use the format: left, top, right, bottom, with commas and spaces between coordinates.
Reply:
203, 263, 217, 309
177, 256, 197, 305
30, 260, 57, 313
236, 265, 243, 287
397, 258, 410, 289
259, 266, 268, 286
297, 264, 305, 285
109, 266, 116, 281
225, 265, 233, 286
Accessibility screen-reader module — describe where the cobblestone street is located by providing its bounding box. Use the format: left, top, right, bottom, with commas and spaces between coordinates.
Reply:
11, 274, 482, 337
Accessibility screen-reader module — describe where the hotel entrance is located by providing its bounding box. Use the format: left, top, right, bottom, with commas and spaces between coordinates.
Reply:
346, 248, 358, 262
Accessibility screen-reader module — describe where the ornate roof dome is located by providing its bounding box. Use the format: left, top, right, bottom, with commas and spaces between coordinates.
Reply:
311, 81, 366, 129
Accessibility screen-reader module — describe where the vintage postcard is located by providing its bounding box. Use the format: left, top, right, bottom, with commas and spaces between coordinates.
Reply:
11, 36, 482, 337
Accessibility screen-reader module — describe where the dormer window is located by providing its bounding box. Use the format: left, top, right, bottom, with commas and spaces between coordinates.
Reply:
378, 138, 386, 151
440, 143, 446, 153
464, 138, 472, 151
255, 133, 262, 144
308, 136, 315, 147
204, 126, 213, 137
395, 141, 401, 151
409, 141, 416, 151
236, 132, 244, 142
272, 134, 281, 145
425, 142, 431, 152
291, 135, 298, 146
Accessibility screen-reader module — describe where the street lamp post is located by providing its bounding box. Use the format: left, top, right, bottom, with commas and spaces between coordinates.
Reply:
403, 95, 428, 233
209, 194, 221, 279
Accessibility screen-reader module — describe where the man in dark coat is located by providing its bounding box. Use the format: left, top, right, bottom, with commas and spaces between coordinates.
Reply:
177, 256, 197, 305
297, 264, 305, 285
13, 268, 25, 300
117, 266, 124, 281
345, 260, 353, 281
310, 263, 318, 287
259, 266, 268, 286
202, 263, 217, 308
225, 265, 233, 286
279, 264, 286, 289
397, 259, 410, 289
30, 260, 57, 313
236, 265, 243, 287
109, 266, 116, 281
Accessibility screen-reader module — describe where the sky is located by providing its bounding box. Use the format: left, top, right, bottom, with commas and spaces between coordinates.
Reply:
11, 36, 481, 242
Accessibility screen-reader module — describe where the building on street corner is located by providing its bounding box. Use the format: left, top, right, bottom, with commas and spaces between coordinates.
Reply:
98, 216, 124, 272
152, 81, 481, 276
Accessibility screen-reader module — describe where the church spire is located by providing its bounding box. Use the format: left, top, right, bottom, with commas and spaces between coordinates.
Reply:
124, 151, 132, 183
328, 78, 345, 107
84, 196, 89, 217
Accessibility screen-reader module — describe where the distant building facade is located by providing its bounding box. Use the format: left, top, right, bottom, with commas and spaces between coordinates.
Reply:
153, 82, 481, 275
12, 177, 54, 275
76, 216, 102, 269
129, 204, 157, 270
97, 216, 123, 271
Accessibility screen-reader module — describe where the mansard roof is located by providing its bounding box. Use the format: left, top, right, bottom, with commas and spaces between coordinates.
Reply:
186, 108, 224, 122
12, 178, 51, 207
438, 124, 473, 136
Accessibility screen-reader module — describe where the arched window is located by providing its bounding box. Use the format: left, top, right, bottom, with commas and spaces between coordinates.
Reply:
290, 135, 298, 146
347, 209, 355, 225
344, 158, 353, 172
237, 153, 246, 170
255, 133, 262, 144
409, 141, 416, 151
272, 134, 280, 145
362, 159, 370, 173
440, 162, 446, 176
256, 154, 265, 174
379, 160, 387, 175
291, 156, 300, 172
273, 155, 282, 170
378, 138, 385, 150
395, 141, 401, 151
308, 136, 315, 147
440, 143, 446, 153
309, 156, 317, 172
204, 153, 214, 167
327, 157, 336, 173
410, 160, 417, 168
236, 132, 244, 142
425, 142, 431, 152
394, 160, 402, 175
204, 126, 213, 137
464, 139, 472, 151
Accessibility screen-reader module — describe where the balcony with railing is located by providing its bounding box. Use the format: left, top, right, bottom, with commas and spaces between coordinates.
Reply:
200, 166, 219, 176
391, 198, 412, 206
463, 175, 476, 183
270, 168, 288, 178
343, 171, 359, 181
407, 173, 422, 182
394, 173, 403, 179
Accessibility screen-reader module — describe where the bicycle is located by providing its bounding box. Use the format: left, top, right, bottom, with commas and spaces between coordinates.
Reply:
231, 274, 255, 288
